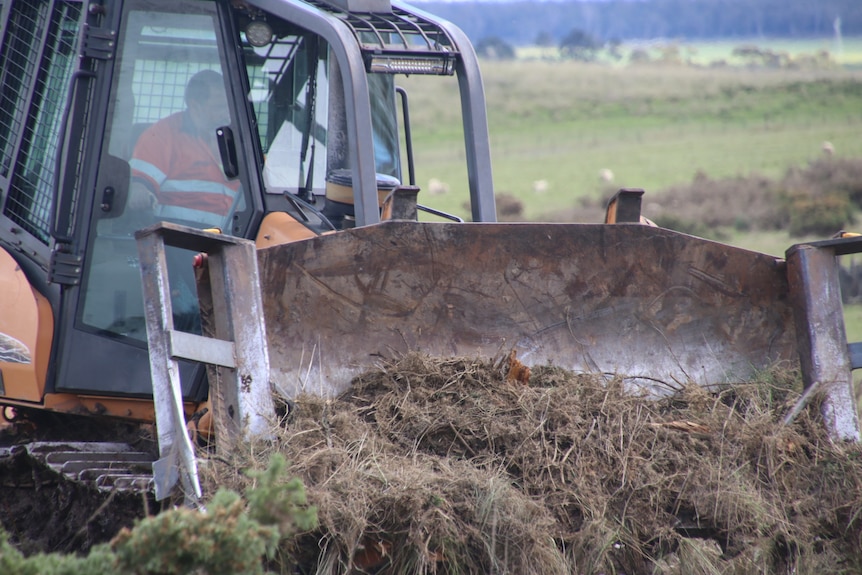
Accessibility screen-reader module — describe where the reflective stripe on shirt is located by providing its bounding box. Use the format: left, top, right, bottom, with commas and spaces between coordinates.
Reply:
130, 158, 167, 187
160, 178, 237, 198
130, 111, 240, 220
157, 204, 225, 227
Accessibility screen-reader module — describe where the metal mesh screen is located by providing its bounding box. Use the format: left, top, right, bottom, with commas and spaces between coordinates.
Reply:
1, 0, 83, 244
128, 17, 222, 125
243, 35, 303, 152
307, 0, 457, 54
133, 61, 199, 124
0, 1, 46, 179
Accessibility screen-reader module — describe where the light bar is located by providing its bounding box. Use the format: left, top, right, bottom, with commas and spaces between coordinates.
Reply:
364, 53, 456, 75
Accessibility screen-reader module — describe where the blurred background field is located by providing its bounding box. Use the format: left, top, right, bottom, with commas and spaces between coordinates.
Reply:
671, 37, 862, 66
518, 36, 862, 67
399, 37, 862, 253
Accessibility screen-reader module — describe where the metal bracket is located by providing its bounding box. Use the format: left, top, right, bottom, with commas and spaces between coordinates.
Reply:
605, 188, 645, 224
136, 222, 275, 505
48, 247, 82, 285
786, 235, 862, 442
83, 25, 116, 60
382, 186, 419, 221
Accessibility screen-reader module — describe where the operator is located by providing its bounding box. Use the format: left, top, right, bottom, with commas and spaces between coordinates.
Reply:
128, 69, 239, 228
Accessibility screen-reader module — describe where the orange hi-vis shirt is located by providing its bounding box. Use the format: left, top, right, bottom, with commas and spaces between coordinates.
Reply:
130, 111, 239, 227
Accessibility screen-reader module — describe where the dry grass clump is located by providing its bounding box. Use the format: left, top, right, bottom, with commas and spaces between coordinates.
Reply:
203, 354, 862, 574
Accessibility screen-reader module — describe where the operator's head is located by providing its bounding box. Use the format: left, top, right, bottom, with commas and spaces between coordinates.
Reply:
185, 69, 229, 134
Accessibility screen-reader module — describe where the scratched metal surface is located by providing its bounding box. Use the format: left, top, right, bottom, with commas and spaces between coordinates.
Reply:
258, 221, 798, 398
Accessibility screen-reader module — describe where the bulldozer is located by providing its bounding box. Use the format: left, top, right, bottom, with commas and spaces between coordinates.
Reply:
0, 0, 860, 505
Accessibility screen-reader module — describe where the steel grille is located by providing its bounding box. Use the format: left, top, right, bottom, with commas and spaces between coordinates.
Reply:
132, 60, 204, 124
1, 0, 83, 244
306, 0, 457, 54
0, 1, 45, 179
130, 25, 222, 124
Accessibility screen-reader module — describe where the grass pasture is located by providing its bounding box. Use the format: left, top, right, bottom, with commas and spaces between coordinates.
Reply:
399, 40, 862, 230
676, 36, 862, 67
517, 36, 862, 68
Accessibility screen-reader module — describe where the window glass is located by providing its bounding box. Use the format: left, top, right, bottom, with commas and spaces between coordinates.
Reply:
367, 73, 400, 179
81, 2, 246, 340
244, 34, 330, 195
243, 26, 402, 196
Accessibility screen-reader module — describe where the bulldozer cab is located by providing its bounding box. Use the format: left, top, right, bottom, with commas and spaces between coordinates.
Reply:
74, 2, 258, 399
0, 0, 493, 407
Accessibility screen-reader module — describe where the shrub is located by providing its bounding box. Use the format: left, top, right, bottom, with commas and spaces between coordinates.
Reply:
645, 171, 784, 233
0, 531, 115, 575
783, 190, 853, 237
559, 28, 600, 61
785, 158, 862, 210
629, 48, 650, 64
475, 36, 516, 60
467, 192, 524, 221
0, 454, 316, 575
630, 158, 862, 238
649, 213, 720, 239
111, 490, 281, 575
495, 192, 525, 220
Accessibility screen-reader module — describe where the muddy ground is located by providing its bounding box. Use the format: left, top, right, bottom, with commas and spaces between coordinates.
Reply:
0, 411, 154, 556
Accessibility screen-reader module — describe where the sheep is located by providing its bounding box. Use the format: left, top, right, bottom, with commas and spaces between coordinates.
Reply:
599, 168, 614, 183
822, 141, 835, 156
427, 177, 449, 195
532, 179, 549, 194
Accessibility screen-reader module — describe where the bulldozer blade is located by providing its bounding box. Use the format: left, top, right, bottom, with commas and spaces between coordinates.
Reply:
258, 221, 797, 398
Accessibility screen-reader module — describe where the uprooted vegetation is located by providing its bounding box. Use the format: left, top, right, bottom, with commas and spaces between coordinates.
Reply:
206, 354, 862, 574
3, 354, 862, 574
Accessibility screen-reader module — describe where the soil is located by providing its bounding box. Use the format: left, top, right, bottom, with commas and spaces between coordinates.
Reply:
0, 409, 155, 556
0, 452, 148, 555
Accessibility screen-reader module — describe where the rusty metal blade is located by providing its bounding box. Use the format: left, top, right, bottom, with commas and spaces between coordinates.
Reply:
258, 222, 797, 398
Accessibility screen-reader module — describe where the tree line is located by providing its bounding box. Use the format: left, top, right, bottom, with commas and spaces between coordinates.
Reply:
416, 0, 862, 46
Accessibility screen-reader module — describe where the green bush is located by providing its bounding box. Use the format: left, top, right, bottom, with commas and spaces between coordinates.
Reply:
0, 532, 115, 575
786, 158, 862, 210
650, 213, 720, 239
784, 190, 854, 237
0, 454, 316, 575
475, 36, 516, 60
112, 490, 280, 575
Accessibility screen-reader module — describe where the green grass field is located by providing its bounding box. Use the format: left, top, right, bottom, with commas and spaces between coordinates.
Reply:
672, 37, 862, 67
399, 38, 862, 232
518, 36, 862, 67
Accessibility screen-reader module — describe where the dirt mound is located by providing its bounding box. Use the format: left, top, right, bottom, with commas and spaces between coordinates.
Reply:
204, 354, 862, 574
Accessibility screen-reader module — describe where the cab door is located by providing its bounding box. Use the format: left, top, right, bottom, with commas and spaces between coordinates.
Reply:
55, 0, 260, 398
0, 0, 88, 402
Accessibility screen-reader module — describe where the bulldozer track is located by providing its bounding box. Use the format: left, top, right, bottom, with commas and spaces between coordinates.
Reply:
0, 441, 155, 492
0, 439, 155, 554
